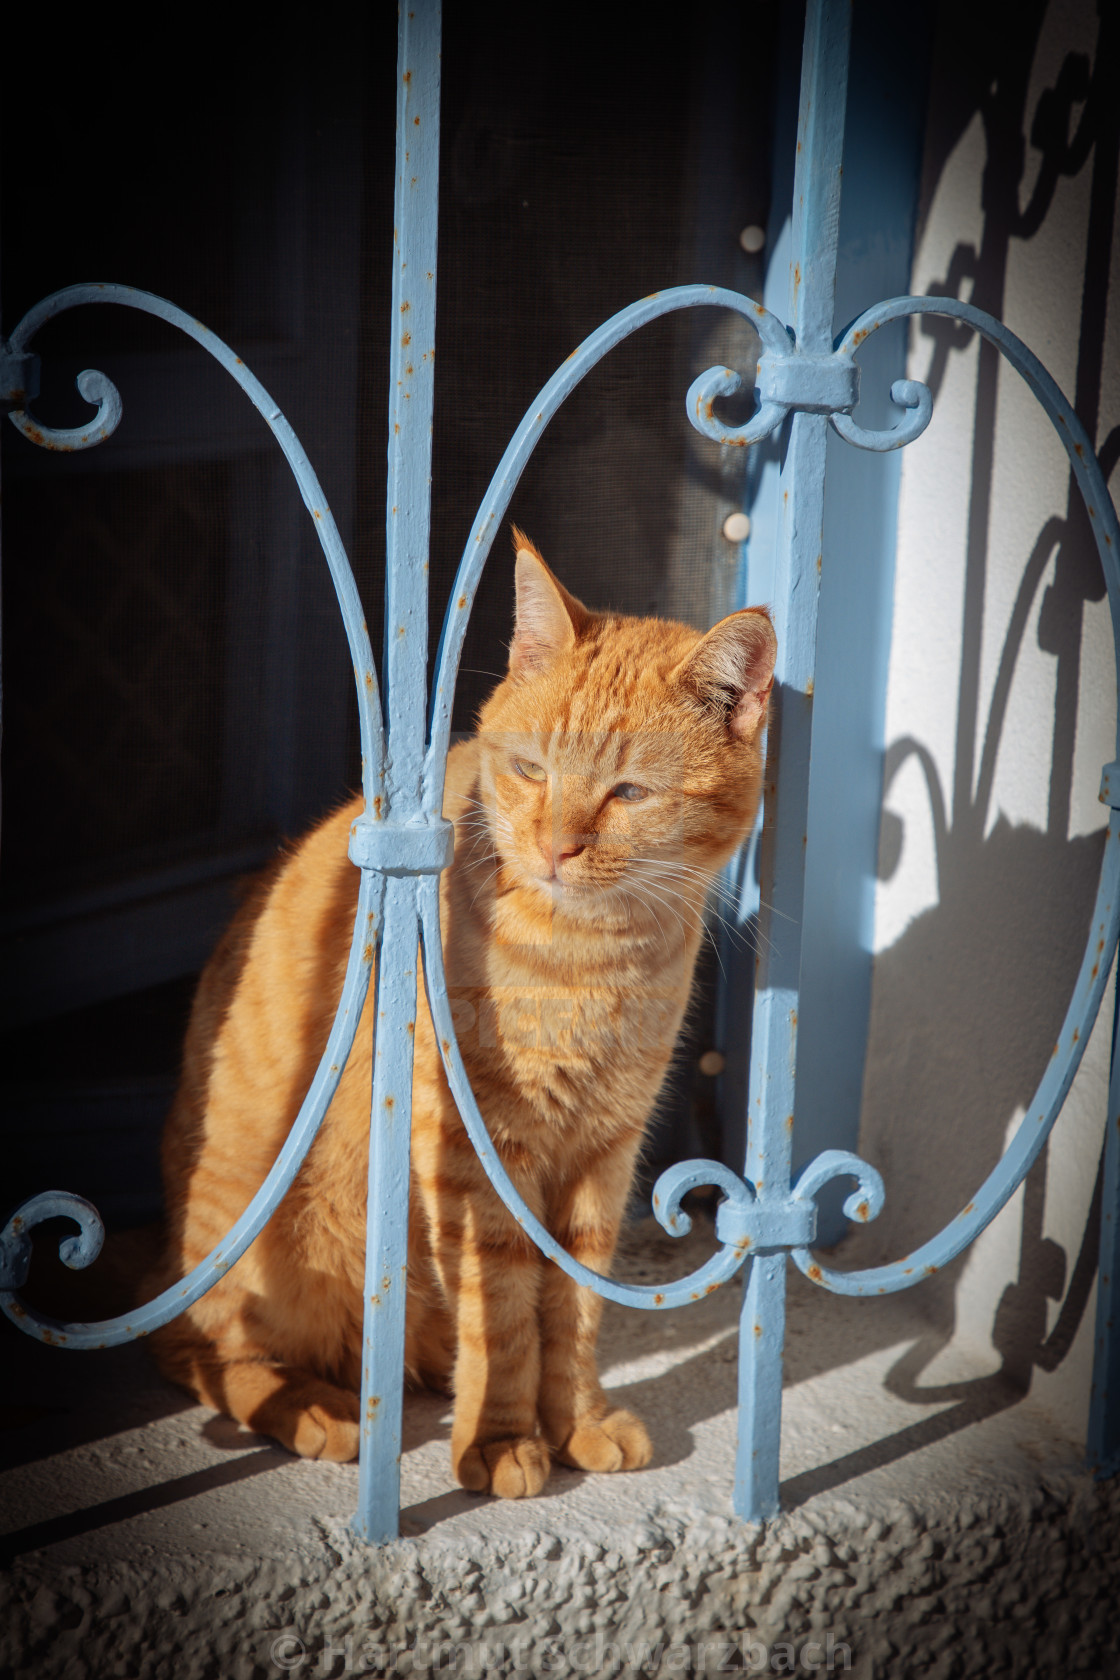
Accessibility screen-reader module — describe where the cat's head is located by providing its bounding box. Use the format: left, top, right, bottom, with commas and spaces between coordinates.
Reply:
471, 530, 776, 927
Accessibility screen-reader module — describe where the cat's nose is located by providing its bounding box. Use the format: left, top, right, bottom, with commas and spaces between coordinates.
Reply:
543, 837, 586, 875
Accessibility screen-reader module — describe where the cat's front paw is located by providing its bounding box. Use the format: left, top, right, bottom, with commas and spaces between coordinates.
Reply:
454, 1435, 551, 1498
292, 1403, 360, 1463
557, 1408, 653, 1473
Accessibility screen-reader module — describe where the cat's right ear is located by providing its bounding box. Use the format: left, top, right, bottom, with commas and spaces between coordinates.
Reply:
508, 527, 589, 674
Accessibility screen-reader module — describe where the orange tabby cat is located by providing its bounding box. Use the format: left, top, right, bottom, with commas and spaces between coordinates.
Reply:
149, 531, 776, 1499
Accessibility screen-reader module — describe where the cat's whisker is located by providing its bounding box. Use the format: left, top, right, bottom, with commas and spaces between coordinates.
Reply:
627, 875, 729, 980
623, 876, 697, 949
628, 858, 779, 957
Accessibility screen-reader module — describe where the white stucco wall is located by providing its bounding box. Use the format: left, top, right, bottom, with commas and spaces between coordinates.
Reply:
855, 0, 1117, 1439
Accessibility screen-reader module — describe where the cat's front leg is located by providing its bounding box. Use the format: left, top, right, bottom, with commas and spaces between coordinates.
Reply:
538, 1149, 653, 1475
419, 1133, 552, 1498
449, 1214, 552, 1497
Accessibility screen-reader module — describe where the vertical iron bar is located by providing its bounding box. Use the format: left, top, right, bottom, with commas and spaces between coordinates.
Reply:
382, 0, 441, 806
1088, 969, 1120, 1477
353, 0, 442, 1544
734, 0, 851, 1523
355, 875, 421, 1541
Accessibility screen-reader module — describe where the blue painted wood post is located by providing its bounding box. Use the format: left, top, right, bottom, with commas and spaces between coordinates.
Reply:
734, 0, 851, 1523
353, 0, 442, 1545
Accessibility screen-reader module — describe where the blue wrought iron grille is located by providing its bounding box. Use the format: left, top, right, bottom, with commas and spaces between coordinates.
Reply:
2, 0, 1118, 1545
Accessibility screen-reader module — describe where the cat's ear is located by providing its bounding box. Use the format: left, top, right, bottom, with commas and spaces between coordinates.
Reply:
678, 607, 777, 741
508, 527, 589, 673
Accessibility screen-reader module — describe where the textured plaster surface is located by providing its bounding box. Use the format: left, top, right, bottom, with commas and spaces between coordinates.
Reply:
1, 1218, 1116, 1678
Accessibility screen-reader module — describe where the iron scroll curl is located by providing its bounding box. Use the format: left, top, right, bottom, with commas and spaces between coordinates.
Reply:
421, 287, 1120, 1306
788, 295, 1120, 1295
0, 286, 390, 1345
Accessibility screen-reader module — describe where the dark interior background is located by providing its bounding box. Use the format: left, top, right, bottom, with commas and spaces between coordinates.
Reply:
1, 2, 779, 1225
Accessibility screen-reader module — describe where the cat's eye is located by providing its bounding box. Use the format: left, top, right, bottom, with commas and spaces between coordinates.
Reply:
513, 758, 547, 782
613, 782, 649, 802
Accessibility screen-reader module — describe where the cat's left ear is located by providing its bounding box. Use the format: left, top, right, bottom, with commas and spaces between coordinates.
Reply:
678, 607, 777, 741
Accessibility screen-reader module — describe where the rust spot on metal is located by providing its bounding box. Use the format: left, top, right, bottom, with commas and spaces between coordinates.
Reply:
1089, 505, 1096, 518
924, 1264, 938, 1275
414, 116, 420, 126
407, 1021, 415, 1036
652, 1192, 660, 1208
806, 677, 814, 696
365, 670, 374, 690
10, 1302, 26, 1318
964, 1202, 975, 1215
385, 1094, 395, 1110
403, 332, 411, 346
691, 1292, 699, 1301
458, 595, 467, 609
367, 1395, 381, 1415
370, 1293, 380, 1308
441, 1039, 451, 1056
1073, 1028, 1080, 1044
852, 328, 869, 348
1092, 963, 1100, 980
398, 625, 406, 637
703, 1282, 718, 1296
808, 1265, 822, 1282
363, 944, 374, 964
374, 795, 383, 818
12, 1216, 23, 1234
403, 70, 411, 83
401, 301, 410, 312
654, 1292, 665, 1305
313, 509, 322, 520
785, 1114, 794, 1132
1075, 441, 1084, 458
753, 1322, 762, 1337
856, 1201, 869, 1221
